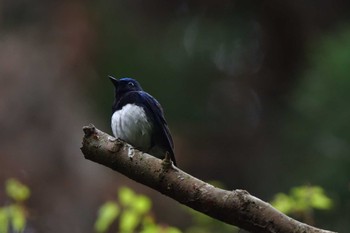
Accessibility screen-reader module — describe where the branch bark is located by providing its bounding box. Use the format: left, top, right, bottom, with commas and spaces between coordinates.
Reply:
80, 124, 336, 233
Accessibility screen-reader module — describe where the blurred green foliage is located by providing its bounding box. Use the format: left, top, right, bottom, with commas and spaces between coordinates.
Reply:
94, 186, 181, 233
0, 180, 335, 233
184, 208, 237, 233
95, 185, 239, 233
5, 179, 30, 203
271, 27, 350, 230
0, 178, 30, 233
95, 202, 120, 233
271, 185, 333, 224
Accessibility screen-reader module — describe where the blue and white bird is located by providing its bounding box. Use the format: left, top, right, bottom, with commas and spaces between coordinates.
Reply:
109, 76, 176, 166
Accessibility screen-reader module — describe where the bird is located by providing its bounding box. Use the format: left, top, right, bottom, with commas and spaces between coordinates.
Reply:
109, 76, 176, 166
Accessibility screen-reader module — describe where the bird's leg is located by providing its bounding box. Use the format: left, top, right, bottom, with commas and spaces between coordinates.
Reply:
161, 152, 173, 170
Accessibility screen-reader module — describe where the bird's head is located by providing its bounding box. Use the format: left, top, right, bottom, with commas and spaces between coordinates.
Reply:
109, 76, 143, 95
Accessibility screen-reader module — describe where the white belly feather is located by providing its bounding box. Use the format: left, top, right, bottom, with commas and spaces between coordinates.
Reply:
111, 104, 152, 151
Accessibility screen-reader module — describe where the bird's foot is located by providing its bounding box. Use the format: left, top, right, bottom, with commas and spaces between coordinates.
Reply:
161, 152, 173, 170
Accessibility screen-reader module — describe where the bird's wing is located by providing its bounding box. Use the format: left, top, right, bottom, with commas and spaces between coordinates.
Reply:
139, 92, 176, 165
118, 91, 176, 165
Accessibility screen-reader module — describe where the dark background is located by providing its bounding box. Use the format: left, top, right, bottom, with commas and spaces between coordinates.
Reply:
0, 1, 349, 232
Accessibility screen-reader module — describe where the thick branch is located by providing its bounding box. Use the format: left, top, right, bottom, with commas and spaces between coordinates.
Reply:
80, 125, 336, 233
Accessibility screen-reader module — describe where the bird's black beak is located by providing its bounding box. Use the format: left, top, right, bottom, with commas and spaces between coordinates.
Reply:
109, 75, 119, 88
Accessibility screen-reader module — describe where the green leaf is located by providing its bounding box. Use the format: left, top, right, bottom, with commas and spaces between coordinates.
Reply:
119, 210, 139, 233
140, 224, 182, 233
139, 224, 159, 233
0, 207, 9, 233
309, 187, 333, 210
9, 205, 26, 233
271, 193, 294, 214
291, 186, 333, 211
118, 187, 135, 207
271, 185, 333, 214
290, 186, 310, 211
140, 215, 155, 231
5, 179, 30, 202
94, 201, 120, 233
164, 227, 182, 233
131, 195, 151, 214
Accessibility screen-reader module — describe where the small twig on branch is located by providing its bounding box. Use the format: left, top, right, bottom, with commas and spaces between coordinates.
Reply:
80, 124, 336, 233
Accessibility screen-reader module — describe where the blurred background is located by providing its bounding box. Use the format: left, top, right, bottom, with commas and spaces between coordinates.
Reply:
0, 0, 349, 232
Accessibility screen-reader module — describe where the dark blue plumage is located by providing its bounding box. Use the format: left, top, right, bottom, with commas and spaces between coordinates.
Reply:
109, 76, 176, 166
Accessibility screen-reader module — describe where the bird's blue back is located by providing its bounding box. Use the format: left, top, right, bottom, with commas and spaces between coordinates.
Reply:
110, 77, 176, 165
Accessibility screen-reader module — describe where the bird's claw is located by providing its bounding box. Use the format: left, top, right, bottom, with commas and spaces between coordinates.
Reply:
162, 152, 173, 169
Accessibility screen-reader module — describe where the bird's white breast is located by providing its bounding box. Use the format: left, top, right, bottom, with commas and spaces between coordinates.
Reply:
111, 104, 152, 151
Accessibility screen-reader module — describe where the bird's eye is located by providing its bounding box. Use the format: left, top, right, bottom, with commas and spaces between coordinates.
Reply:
128, 82, 135, 87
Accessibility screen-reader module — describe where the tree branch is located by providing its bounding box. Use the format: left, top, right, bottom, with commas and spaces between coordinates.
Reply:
80, 124, 336, 233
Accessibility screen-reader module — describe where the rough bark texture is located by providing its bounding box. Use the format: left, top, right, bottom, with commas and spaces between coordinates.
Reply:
80, 124, 336, 233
